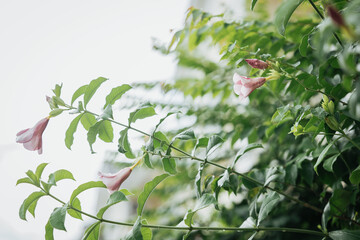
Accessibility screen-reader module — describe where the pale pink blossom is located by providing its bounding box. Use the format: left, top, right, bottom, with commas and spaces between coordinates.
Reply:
245, 59, 268, 70
233, 73, 266, 100
16, 117, 50, 154
98, 167, 132, 193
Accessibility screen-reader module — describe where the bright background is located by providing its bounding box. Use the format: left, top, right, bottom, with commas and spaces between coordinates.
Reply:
0, 1, 189, 239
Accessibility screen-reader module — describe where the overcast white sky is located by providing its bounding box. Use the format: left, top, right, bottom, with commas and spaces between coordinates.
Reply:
0, 1, 189, 239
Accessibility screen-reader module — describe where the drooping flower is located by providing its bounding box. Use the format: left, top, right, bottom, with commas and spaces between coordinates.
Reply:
245, 59, 268, 70
16, 117, 50, 154
233, 73, 266, 100
98, 167, 132, 193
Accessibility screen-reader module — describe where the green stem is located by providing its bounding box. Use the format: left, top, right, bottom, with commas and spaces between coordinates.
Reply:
339, 130, 360, 151
43, 188, 326, 237
308, 0, 344, 47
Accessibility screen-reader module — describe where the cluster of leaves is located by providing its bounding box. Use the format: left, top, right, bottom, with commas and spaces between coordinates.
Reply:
17, 0, 360, 239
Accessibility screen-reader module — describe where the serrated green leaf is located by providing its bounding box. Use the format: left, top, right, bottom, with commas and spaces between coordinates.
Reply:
104, 84, 132, 109
82, 221, 101, 240
84, 77, 108, 107
206, 135, 223, 155
65, 114, 83, 150
81, 113, 97, 131
70, 181, 106, 204
329, 230, 360, 240
350, 165, 360, 185
118, 128, 135, 159
129, 105, 157, 124
71, 85, 88, 106
162, 158, 177, 175
183, 194, 216, 227
257, 191, 281, 225
274, 0, 305, 36
45, 220, 54, 240
97, 191, 127, 218
68, 197, 83, 220
19, 191, 46, 220
49, 207, 67, 231
137, 174, 169, 216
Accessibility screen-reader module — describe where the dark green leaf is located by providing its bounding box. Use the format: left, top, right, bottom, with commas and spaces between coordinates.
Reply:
70, 181, 106, 204
321, 202, 330, 232
350, 165, 360, 185
257, 191, 281, 225
65, 114, 83, 150
299, 34, 309, 57
19, 191, 46, 220
323, 154, 340, 172
71, 85, 88, 106
274, 0, 305, 36
137, 174, 169, 216
49, 207, 67, 231
104, 84, 132, 109
84, 77, 108, 107
162, 158, 177, 175
314, 140, 337, 174
118, 128, 135, 159
251, 0, 258, 10
329, 230, 360, 240
45, 220, 54, 240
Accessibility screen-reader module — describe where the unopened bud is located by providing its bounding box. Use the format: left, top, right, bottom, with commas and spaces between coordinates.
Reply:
245, 59, 269, 70
328, 101, 335, 115
325, 116, 340, 131
266, 70, 281, 81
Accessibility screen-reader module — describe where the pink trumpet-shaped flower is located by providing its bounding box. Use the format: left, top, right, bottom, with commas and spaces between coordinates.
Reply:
16, 117, 50, 154
245, 59, 268, 70
233, 73, 266, 100
98, 167, 132, 193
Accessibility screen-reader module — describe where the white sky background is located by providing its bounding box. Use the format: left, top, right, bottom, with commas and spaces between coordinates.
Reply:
0, 1, 190, 239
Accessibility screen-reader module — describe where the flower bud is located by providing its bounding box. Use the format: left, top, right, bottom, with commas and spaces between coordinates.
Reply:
290, 124, 304, 137
328, 100, 335, 115
245, 59, 269, 70
265, 70, 281, 81
325, 116, 340, 131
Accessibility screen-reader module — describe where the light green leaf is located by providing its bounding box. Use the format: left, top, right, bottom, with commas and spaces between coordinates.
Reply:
173, 129, 196, 141
118, 128, 135, 159
68, 197, 83, 220
53, 169, 75, 183
120, 189, 134, 196
162, 158, 177, 175
274, 0, 305, 36
137, 174, 169, 216
28, 197, 40, 218
129, 104, 156, 124
183, 194, 216, 227
99, 105, 113, 120
26, 170, 39, 186
65, 114, 83, 150
206, 135, 224, 155
71, 84, 88, 106
257, 192, 281, 225
97, 191, 127, 218
35, 163, 49, 179
124, 216, 143, 240
82, 221, 101, 240
104, 84, 132, 109
153, 111, 179, 133
52, 83, 62, 97
140, 219, 152, 240
16, 177, 34, 186
87, 120, 113, 153
45, 220, 54, 240
232, 143, 263, 167
19, 191, 46, 220
153, 131, 170, 151
299, 34, 309, 57
70, 181, 106, 204
49, 109, 64, 117
350, 165, 360, 185
49, 207, 67, 231
84, 77, 108, 107
81, 113, 97, 131
329, 230, 360, 240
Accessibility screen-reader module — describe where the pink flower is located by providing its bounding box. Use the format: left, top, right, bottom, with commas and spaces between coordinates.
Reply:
233, 73, 266, 100
98, 167, 132, 193
16, 117, 50, 154
245, 59, 268, 70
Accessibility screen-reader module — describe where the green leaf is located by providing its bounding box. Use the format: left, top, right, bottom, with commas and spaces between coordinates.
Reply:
323, 154, 340, 172
162, 158, 177, 175
28, 197, 40, 218
183, 194, 216, 227
99, 105, 113, 120
124, 216, 143, 240
195, 163, 204, 197
321, 202, 330, 232
206, 135, 224, 155
65, 114, 83, 150
251, 0, 258, 10
274, 0, 305, 36
314, 140, 337, 174
35, 163, 49, 179
264, 167, 284, 186
173, 129, 196, 141
49, 207, 67, 231
52, 83, 62, 97
71, 84, 88, 106
26, 170, 39, 186
129, 105, 156, 124
81, 113, 97, 131
82, 221, 101, 240
16, 177, 34, 186
350, 165, 360, 185
257, 191, 281, 225
83, 77, 108, 107
68, 197, 83, 220
45, 220, 54, 240
87, 120, 113, 153
120, 189, 134, 196
140, 219, 152, 240
70, 181, 106, 204
118, 128, 135, 159
137, 174, 169, 216
49, 109, 64, 117
104, 84, 132, 109
330, 189, 351, 215
53, 169, 75, 183
232, 143, 263, 167
19, 191, 46, 220
97, 191, 127, 218
329, 230, 360, 240
143, 153, 153, 169
153, 111, 179, 133
152, 131, 170, 151
299, 34, 309, 57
